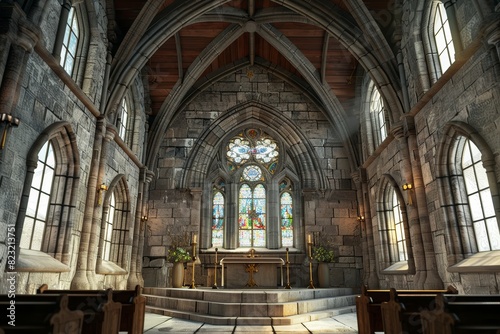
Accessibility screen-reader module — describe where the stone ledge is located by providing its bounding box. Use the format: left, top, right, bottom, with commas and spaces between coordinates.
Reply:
16, 249, 70, 273
448, 250, 500, 273
381, 261, 409, 275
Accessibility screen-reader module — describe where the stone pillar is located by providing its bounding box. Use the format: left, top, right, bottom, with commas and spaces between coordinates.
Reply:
136, 169, 154, 287
225, 182, 238, 249
352, 169, 379, 288
267, 179, 279, 249
86, 127, 115, 288
392, 121, 427, 289
487, 25, 500, 64
52, 0, 72, 61
71, 118, 106, 289
128, 167, 153, 288
394, 117, 442, 289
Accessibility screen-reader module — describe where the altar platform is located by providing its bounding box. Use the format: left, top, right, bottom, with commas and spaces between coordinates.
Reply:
143, 287, 357, 326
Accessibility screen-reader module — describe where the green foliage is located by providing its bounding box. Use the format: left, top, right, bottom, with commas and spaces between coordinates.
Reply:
167, 247, 191, 263
312, 245, 334, 263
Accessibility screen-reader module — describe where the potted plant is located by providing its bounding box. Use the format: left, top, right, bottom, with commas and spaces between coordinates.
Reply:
312, 245, 334, 288
167, 247, 192, 288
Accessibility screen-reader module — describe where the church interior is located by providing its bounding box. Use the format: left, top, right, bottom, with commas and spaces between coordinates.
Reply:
1, 0, 500, 328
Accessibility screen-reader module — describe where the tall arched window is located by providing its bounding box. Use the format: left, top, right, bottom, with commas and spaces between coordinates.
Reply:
460, 138, 500, 251
118, 98, 129, 141
370, 86, 387, 147
60, 7, 79, 76
280, 179, 293, 247
20, 141, 55, 250
212, 190, 225, 248
103, 192, 116, 261
391, 190, 408, 261
433, 1, 455, 75
239, 177, 267, 247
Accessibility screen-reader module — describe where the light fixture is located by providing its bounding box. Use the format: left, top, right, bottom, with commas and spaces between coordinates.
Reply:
97, 183, 108, 205
402, 183, 413, 191
357, 216, 365, 222
1, 113, 20, 150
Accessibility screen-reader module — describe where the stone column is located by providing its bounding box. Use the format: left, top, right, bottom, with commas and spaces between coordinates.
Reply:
392, 121, 427, 289
225, 182, 238, 249
128, 167, 153, 288
267, 179, 279, 249
135, 169, 154, 287
71, 117, 106, 289
352, 169, 379, 288
487, 25, 500, 64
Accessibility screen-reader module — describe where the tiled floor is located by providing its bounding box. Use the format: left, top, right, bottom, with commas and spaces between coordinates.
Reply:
143, 312, 358, 333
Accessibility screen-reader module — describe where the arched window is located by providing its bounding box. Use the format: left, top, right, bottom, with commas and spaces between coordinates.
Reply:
118, 98, 129, 141
391, 190, 408, 261
60, 7, 79, 76
280, 179, 293, 247
433, 1, 455, 74
98, 177, 131, 272
239, 181, 266, 247
20, 141, 55, 250
459, 138, 500, 251
370, 86, 387, 147
16, 123, 80, 268
103, 192, 116, 261
212, 190, 225, 248
208, 128, 297, 249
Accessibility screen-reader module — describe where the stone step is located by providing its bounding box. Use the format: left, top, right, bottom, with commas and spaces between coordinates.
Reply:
145, 304, 357, 326
143, 287, 357, 325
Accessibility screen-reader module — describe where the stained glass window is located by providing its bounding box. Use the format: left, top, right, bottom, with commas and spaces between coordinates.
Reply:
281, 192, 293, 247
239, 184, 266, 247
242, 165, 262, 181
226, 129, 278, 173
212, 191, 224, 247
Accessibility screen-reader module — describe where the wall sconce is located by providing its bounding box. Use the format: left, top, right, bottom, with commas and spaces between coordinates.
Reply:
141, 215, 148, 222
1, 113, 20, 150
357, 216, 365, 223
97, 183, 108, 205
402, 183, 413, 191
402, 183, 413, 206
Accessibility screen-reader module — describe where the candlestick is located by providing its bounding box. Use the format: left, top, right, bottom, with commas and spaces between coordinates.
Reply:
189, 240, 197, 289
307, 242, 315, 289
285, 247, 291, 289
212, 247, 218, 289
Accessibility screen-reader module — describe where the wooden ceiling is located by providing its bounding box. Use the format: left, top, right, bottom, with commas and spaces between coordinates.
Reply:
112, 0, 393, 116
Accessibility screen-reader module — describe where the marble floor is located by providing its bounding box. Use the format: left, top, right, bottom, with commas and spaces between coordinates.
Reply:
142, 312, 358, 333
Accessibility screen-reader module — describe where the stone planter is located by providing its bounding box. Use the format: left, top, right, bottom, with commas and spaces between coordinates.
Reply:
318, 262, 330, 288
171, 262, 185, 288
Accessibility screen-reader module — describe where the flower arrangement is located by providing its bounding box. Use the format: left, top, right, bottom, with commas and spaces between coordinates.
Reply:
167, 247, 192, 263
312, 245, 334, 263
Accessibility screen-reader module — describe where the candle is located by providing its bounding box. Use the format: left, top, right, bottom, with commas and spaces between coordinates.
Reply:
192, 233, 197, 244
286, 248, 289, 262
307, 234, 312, 244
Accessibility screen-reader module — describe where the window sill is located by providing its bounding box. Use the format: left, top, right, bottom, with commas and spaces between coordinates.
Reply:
448, 250, 500, 273
16, 249, 70, 273
96, 260, 128, 275
382, 261, 409, 275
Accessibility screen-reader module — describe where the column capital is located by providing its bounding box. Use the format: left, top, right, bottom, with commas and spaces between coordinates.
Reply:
391, 115, 415, 140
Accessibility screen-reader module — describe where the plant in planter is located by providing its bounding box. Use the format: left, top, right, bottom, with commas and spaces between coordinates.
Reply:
312, 244, 334, 288
167, 247, 192, 288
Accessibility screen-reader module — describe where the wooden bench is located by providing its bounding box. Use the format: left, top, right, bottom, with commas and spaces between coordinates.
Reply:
0, 294, 84, 333
38, 285, 146, 334
356, 285, 458, 334
420, 293, 500, 334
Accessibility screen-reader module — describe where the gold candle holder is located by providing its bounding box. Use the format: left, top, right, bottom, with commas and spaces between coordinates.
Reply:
212, 247, 218, 289
285, 247, 291, 289
189, 234, 197, 289
307, 235, 315, 289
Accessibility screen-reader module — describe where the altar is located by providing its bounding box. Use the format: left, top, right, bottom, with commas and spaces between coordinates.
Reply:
220, 256, 285, 288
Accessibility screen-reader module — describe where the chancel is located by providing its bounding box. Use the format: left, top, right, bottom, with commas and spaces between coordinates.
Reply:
1, 0, 500, 332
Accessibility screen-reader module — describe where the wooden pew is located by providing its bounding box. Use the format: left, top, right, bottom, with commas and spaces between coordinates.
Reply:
38, 285, 145, 334
0, 294, 84, 333
420, 293, 500, 334
356, 284, 457, 334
